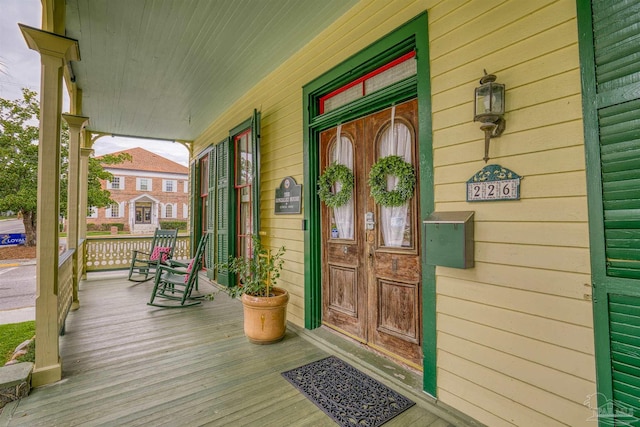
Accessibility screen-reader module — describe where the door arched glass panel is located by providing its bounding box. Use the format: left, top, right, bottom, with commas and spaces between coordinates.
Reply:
329, 130, 354, 240
378, 121, 413, 247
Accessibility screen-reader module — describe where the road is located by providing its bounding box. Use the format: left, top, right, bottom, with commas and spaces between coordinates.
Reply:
0, 264, 35, 311
0, 218, 25, 234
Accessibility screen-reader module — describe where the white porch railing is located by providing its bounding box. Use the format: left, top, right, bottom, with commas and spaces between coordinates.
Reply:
84, 235, 190, 272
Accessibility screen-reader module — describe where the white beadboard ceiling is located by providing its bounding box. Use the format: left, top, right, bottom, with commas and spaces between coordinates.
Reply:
64, 0, 358, 141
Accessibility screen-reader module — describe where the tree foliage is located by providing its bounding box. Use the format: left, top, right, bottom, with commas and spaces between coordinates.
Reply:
0, 88, 130, 246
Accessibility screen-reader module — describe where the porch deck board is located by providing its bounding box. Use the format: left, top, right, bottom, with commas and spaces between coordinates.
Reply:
1, 272, 462, 427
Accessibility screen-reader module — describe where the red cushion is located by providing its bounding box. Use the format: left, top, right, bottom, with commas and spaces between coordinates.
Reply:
150, 246, 171, 262
184, 259, 196, 283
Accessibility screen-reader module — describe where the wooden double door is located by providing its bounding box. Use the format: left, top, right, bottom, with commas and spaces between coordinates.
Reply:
320, 99, 422, 367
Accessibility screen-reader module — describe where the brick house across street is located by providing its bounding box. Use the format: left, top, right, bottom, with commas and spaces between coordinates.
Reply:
87, 147, 189, 234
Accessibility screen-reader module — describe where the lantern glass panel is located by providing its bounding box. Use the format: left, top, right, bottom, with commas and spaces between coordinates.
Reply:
490, 83, 505, 115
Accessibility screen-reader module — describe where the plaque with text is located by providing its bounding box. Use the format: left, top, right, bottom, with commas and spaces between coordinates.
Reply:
275, 176, 302, 214
466, 164, 521, 202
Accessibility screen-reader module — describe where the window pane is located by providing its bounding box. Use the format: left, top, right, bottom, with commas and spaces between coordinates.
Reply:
365, 58, 417, 95
200, 157, 208, 197
323, 83, 363, 114
235, 128, 253, 260
236, 130, 252, 186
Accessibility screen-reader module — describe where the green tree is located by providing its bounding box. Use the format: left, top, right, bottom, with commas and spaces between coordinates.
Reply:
0, 88, 130, 246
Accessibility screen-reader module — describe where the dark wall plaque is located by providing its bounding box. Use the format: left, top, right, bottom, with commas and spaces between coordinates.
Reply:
275, 176, 302, 214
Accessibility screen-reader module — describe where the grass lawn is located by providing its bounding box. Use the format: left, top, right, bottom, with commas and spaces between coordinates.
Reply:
0, 321, 35, 364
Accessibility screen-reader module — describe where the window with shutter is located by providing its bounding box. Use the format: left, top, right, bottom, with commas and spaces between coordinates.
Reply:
190, 112, 261, 286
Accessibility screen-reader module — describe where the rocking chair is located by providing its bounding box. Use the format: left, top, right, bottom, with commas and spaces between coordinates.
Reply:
148, 233, 209, 308
128, 228, 178, 282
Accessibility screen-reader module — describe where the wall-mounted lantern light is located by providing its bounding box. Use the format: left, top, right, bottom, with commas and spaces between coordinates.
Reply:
474, 71, 505, 163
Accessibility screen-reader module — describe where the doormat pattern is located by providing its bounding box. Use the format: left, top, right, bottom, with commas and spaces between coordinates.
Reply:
281, 356, 415, 427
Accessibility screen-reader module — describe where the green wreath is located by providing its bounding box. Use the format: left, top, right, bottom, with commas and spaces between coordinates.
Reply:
368, 155, 416, 207
317, 162, 354, 208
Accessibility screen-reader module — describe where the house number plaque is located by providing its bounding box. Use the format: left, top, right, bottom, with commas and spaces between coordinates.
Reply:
466, 164, 521, 202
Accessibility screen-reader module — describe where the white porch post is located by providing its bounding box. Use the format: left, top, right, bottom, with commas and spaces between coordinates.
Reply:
62, 114, 89, 310
79, 145, 93, 277
19, 24, 80, 387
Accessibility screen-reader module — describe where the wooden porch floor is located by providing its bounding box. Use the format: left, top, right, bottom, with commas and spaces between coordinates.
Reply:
1, 272, 474, 427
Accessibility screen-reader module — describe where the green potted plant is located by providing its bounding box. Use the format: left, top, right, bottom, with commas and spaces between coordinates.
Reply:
217, 234, 289, 344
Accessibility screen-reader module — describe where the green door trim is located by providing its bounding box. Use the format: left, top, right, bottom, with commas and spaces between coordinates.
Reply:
302, 11, 436, 396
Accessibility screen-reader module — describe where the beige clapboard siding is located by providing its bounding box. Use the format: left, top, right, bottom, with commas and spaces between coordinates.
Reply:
473, 221, 589, 247
438, 312, 596, 382
434, 120, 584, 165
436, 389, 513, 427
434, 197, 587, 223
438, 262, 591, 300
438, 276, 591, 326
438, 292, 594, 357
475, 242, 590, 274
438, 369, 564, 427
439, 351, 591, 426
438, 333, 594, 403
430, 1, 570, 74
430, 15, 577, 96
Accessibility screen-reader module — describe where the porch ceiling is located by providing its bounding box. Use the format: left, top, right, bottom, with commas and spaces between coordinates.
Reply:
64, 0, 358, 142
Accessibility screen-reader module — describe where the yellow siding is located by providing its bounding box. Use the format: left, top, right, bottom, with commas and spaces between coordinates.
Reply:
429, 0, 595, 425
193, 0, 596, 425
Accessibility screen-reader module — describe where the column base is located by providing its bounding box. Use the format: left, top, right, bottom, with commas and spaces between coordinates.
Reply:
31, 359, 62, 387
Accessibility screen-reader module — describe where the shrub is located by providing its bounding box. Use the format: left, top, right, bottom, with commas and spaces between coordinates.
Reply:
160, 221, 187, 231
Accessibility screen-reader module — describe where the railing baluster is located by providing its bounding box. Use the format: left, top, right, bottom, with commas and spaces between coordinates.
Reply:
84, 235, 190, 272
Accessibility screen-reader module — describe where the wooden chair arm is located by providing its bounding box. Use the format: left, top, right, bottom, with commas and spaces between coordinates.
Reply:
157, 264, 188, 276
132, 249, 151, 258
168, 259, 190, 268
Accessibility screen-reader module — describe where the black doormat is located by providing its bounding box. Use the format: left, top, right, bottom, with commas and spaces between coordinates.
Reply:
281, 356, 415, 427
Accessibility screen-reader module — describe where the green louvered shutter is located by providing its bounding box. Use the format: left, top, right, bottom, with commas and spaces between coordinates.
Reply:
583, 0, 640, 423
594, 0, 640, 279
189, 160, 198, 257
215, 138, 235, 286
206, 147, 216, 279
251, 109, 261, 234
608, 294, 640, 417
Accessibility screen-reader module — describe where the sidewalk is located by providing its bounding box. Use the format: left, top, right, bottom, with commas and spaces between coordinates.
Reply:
0, 258, 36, 325
0, 307, 34, 324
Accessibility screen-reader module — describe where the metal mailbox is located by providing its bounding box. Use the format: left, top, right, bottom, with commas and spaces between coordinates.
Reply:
423, 211, 474, 269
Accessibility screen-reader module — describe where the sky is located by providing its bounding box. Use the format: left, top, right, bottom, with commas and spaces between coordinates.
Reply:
0, 0, 189, 166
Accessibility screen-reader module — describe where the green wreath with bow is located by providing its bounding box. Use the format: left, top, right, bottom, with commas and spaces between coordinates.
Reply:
368, 155, 416, 207
317, 162, 354, 208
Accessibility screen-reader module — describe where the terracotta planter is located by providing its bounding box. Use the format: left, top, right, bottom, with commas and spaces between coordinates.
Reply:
241, 287, 289, 344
